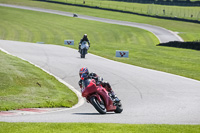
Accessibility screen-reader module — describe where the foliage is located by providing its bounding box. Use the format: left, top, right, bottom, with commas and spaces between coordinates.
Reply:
157, 41, 200, 50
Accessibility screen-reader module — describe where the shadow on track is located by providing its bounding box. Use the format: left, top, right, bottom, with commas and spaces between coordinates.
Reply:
73, 113, 115, 115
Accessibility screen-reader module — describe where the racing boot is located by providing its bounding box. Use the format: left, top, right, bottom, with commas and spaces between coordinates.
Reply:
112, 94, 120, 103
109, 93, 120, 105
78, 45, 81, 52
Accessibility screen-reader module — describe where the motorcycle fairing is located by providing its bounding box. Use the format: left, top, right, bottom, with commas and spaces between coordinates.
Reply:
82, 79, 97, 97
95, 86, 117, 111
81, 41, 89, 49
82, 78, 117, 111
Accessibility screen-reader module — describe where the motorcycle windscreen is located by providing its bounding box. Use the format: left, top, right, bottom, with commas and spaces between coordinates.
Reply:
81, 41, 89, 49
82, 79, 97, 97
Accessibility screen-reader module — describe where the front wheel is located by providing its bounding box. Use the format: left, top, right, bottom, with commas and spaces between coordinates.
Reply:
114, 101, 123, 113
80, 49, 86, 58
90, 96, 106, 114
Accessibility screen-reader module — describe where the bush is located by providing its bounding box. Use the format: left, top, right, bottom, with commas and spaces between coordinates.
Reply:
157, 41, 200, 50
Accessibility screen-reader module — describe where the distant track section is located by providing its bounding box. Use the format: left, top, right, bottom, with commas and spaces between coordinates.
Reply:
0, 3, 183, 43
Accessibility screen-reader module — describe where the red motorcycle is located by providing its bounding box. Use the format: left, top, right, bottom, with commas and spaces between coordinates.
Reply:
81, 78, 123, 114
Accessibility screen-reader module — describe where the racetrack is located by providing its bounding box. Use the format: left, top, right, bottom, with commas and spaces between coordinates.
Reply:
0, 40, 200, 124
0, 4, 200, 124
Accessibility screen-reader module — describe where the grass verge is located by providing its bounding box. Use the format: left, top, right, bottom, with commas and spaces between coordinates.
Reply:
0, 0, 200, 41
0, 50, 78, 111
0, 122, 200, 133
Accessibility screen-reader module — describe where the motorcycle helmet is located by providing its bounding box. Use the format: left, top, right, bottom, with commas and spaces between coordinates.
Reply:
83, 34, 87, 39
79, 67, 89, 77
84, 34, 87, 37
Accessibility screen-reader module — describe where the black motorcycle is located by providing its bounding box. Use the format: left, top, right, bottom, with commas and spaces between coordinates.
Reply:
79, 41, 89, 58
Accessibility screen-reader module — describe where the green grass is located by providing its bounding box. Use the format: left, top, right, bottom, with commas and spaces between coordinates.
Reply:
0, 122, 200, 133
0, 0, 199, 41
0, 51, 78, 111
0, 6, 158, 45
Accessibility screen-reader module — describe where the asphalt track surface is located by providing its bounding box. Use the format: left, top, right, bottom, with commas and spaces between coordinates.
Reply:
0, 4, 200, 124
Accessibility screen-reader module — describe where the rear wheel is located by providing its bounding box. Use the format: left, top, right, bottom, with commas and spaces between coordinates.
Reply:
81, 54, 84, 58
90, 96, 106, 114
114, 101, 123, 113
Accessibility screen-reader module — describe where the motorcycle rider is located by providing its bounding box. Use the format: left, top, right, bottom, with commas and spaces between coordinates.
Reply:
78, 67, 120, 103
78, 34, 90, 52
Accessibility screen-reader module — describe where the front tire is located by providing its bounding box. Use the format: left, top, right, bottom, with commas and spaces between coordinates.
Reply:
80, 49, 86, 58
90, 96, 106, 114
